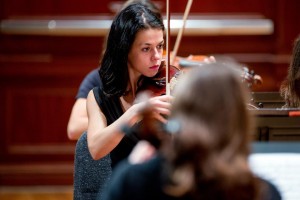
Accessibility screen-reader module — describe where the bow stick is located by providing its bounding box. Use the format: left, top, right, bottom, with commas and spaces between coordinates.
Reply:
171, 0, 193, 66
165, 0, 194, 95
165, 0, 171, 95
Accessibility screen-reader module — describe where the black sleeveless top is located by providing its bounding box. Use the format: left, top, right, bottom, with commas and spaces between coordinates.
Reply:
93, 87, 140, 168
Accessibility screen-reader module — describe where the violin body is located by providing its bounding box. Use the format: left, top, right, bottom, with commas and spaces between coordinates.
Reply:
137, 64, 182, 96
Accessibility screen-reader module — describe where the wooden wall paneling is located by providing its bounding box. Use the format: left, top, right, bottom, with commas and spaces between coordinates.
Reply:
0, 52, 96, 185
0, 60, 86, 185
1, 66, 78, 153
5, 87, 71, 142
262, 0, 300, 93
0, 0, 4, 19
167, 0, 274, 14
173, 35, 275, 55
275, 0, 300, 54
0, 0, 280, 17
1, 0, 55, 17
0, 85, 6, 161
0, 162, 74, 185
1, 35, 104, 57
1, 0, 117, 17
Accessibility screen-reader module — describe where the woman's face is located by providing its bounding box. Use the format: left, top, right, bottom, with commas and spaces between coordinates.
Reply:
127, 28, 164, 78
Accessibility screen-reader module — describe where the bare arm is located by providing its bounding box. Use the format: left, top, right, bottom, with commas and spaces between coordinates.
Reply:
86, 90, 131, 160
67, 98, 88, 140
86, 90, 173, 160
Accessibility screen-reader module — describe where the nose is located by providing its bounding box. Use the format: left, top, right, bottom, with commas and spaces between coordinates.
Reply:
152, 48, 161, 61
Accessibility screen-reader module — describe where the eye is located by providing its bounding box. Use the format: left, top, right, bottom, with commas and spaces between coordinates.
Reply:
157, 44, 164, 50
142, 47, 150, 52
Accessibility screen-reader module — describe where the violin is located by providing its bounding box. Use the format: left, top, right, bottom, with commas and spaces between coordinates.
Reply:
172, 54, 216, 70
171, 52, 263, 89
137, 63, 182, 96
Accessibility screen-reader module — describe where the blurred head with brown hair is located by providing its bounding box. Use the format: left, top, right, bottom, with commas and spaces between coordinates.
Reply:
162, 62, 260, 199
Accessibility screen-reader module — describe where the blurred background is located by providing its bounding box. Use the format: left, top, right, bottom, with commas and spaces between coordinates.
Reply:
0, 0, 299, 194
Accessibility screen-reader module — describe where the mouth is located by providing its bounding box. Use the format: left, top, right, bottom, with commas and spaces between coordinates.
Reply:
150, 65, 160, 70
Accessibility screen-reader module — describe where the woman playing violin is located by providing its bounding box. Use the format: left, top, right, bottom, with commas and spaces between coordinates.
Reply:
86, 3, 173, 167
74, 3, 173, 199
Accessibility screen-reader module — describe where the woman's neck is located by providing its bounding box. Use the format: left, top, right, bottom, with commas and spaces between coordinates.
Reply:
120, 70, 141, 111
120, 92, 134, 111
127, 68, 142, 98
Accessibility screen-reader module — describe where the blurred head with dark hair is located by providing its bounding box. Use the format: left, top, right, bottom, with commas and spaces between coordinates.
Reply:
280, 35, 300, 108
122, 0, 162, 20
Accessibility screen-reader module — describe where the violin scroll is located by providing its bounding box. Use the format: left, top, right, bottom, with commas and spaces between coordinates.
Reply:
241, 66, 263, 88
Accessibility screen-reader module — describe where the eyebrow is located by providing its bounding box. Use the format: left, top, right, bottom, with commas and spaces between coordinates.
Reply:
142, 40, 164, 46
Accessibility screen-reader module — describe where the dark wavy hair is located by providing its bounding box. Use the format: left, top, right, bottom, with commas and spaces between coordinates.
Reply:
99, 3, 164, 97
121, 0, 162, 20
280, 35, 300, 108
